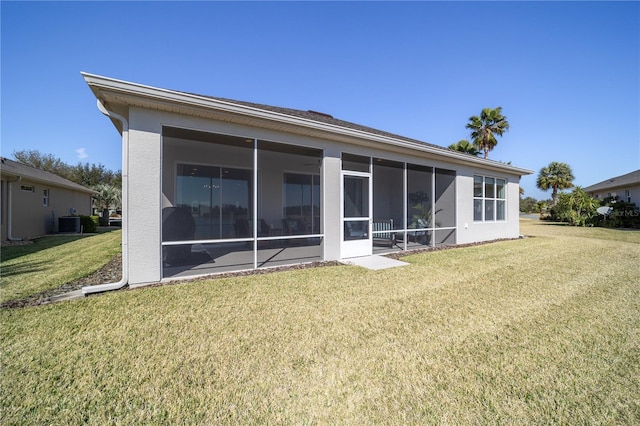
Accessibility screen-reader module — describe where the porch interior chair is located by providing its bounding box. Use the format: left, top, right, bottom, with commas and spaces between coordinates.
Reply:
372, 219, 397, 248
162, 206, 196, 265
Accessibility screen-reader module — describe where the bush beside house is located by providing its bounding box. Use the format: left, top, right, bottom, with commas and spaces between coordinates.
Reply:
79, 215, 100, 233
545, 188, 640, 228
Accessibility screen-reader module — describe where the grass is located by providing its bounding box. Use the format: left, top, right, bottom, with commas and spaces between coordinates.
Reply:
1, 221, 639, 424
0, 230, 121, 304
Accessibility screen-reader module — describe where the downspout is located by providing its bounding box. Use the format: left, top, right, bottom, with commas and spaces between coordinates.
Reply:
6, 176, 23, 241
82, 99, 129, 295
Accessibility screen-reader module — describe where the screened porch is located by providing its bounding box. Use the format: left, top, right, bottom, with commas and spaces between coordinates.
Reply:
161, 127, 324, 278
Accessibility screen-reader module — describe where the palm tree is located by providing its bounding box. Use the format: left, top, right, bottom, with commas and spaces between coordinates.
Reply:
466, 107, 510, 159
448, 139, 480, 156
93, 183, 122, 224
536, 161, 575, 205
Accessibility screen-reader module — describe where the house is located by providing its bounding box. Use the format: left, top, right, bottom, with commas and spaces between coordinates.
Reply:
82, 73, 533, 289
584, 169, 640, 205
1, 158, 94, 241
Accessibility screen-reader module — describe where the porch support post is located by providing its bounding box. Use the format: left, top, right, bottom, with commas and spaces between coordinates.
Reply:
253, 138, 258, 270
432, 166, 436, 247
403, 163, 407, 251
322, 148, 342, 261
127, 108, 162, 285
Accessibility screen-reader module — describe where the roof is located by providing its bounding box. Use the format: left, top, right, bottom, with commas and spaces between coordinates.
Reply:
82, 72, 534, 176
0, 157, 95, 194
584, 169, 640, 192
194, 94, 448, 152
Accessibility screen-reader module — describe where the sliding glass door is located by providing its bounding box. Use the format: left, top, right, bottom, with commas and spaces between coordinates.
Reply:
176, 164, 251, 240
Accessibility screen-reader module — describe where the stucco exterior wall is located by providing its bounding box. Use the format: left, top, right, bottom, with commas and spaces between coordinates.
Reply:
127, 107, 163, 284
1, 178, 92, 241
1, 180, 7, 240
455, 169, 522, 244
590, 185, 640, 206
124, 107, 524, 285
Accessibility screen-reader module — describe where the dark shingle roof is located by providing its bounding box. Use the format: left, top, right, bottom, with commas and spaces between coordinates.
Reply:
188, 93, 448, 152
584, 169, 640, 192
0, 157, 95, 194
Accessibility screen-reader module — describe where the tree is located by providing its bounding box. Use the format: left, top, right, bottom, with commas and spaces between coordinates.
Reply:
536, 161, 575, 205
93, 183, 122, 225
12, 149, 121, 188
69, 162, 119, 188
552, 187, 600, 226
12, 149, 70, 177
448, 139, 480, 156
465, 107, 510, 159
519, 196, 538, 213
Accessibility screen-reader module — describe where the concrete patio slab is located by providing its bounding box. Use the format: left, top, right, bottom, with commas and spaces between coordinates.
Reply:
342, 255, 409, 271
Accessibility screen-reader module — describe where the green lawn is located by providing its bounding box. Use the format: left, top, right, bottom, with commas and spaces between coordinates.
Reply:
0, 230, 121, 304
1, 221, 639, 424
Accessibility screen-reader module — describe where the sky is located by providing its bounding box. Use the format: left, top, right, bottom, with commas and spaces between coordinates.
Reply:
2, 1, 639, 200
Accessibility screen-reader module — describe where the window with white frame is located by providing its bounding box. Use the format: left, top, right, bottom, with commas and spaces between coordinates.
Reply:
474, 175, 506, 221
43, 189, 49, 206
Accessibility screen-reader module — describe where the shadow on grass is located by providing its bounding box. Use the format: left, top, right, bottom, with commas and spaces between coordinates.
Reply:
535, 221, 571, 227
1, 234, 96, 262
0, 259, 49, 279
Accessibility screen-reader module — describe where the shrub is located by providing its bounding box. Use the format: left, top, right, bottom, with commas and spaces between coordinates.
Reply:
550, 187, 600, 226
79, 215, 99, 233
599, 197, 640, 229
519, 196, 539, 213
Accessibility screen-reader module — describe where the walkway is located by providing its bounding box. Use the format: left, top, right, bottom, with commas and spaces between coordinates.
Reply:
342, 255, 409, 271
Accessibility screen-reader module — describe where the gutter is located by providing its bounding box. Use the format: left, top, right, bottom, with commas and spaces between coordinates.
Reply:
81, 99, 129, 295
6, 176, 23, 241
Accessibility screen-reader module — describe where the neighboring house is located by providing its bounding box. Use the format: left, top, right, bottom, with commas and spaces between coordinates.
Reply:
0, 158, 94, 241
584, 170, 640, 205
82, 73, 533, 286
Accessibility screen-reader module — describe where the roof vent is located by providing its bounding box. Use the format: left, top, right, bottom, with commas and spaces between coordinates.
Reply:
307, 110, 333, 119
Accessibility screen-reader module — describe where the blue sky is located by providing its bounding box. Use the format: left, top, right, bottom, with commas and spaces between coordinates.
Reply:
2, 1, 638, 200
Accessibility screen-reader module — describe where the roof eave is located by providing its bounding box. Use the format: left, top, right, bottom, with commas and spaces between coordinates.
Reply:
82, 72, 534, 176
1, 171, 95, 194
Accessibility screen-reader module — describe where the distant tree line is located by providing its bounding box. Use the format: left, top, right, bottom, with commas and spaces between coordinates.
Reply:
12, 149, 121, 188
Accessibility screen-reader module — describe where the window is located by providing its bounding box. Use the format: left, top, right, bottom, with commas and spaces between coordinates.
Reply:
626, 190, 631, 203
474, 175, 506, 221
43, 189, 49, 206
20, 185, 35, 192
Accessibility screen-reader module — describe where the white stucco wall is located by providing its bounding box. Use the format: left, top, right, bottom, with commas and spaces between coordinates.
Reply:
590, 185, 640, 206
322, 147, 342, 261
122, 107, 525, 284
127, 107, 163, 284
455, 169, 522, 244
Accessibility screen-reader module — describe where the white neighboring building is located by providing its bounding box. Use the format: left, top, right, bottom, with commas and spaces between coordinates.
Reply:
82, 73, 533, 286
584, 170, 640, 205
